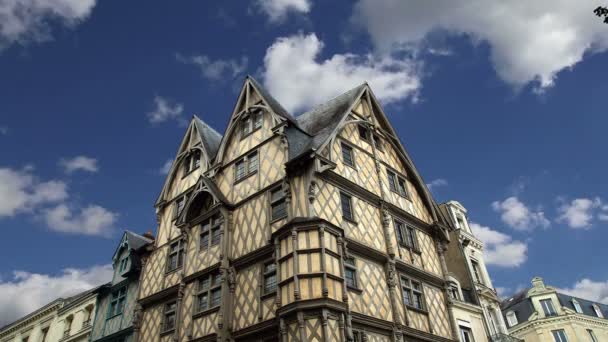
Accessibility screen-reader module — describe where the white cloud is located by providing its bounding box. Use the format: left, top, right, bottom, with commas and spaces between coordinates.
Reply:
559, 278, 608, 304
159, 158, 173, 175
43, 204, 117, 237
59, 156, 98, 173
353, 0, 608, 92
470, 222, 528, 267
262, 33, 421, 113
147, 96, 184, 124
0, 0, 96, 50
492, 197, 550, 231
557, 197, 603, 229
255, 0, 311, 23
0, 167, 67, 217
426, 178, 448, 190
0, 264, 112, 326
176, 53, 248, 80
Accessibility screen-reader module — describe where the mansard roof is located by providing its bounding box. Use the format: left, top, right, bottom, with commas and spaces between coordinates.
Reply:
193, 115, 223, 159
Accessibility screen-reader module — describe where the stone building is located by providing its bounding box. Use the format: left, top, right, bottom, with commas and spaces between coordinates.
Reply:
90, 231, 154, 342
501, 277, 608, 342
136, 76, 462, 342
440, 201, 517, 342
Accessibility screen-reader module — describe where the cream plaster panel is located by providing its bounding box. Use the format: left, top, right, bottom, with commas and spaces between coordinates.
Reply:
348, 256, 392, 319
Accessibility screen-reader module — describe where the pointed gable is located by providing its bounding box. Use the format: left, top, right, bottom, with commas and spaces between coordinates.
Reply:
193, 115, 223, 159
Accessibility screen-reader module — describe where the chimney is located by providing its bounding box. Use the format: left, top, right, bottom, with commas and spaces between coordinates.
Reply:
531, 276, 545, 289
143, 230, 155, 241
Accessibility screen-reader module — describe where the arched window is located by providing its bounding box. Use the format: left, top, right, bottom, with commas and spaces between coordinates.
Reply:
506, 311, 518, 327
64, 315, 73, 337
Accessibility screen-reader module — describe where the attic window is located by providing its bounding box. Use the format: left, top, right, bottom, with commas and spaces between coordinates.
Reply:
572, 299, 582, 313
593, 304, 604, 318
506, 311, 518, 327
183, 150, 201, 176
118, 256, 129, 273
241, 110, 263, 138
358, 125, 369, 141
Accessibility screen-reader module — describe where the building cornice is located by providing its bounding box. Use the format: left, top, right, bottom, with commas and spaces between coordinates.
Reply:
509, 312, 608, 335
0, 300, 62, 337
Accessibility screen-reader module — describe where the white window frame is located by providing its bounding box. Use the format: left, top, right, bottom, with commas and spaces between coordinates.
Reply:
540, 298, 556, 316
551, 329, 568, 342
593, 304, 603, 318
572, 299, 582, 313
506, 311, 517, 327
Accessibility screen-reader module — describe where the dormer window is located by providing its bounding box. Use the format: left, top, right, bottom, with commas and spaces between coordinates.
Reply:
540, 299, 557, 316
593, 304, 603, 318
118, 256, 129, 273
183, 150, 201, 176
241, 110, 262, 138
572, 299, 582, 313
506, 311, 518, 327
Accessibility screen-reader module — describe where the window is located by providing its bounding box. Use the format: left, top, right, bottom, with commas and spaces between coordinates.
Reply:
541, 299, 556, 316
457, 216, 466, 230
394, 220, 418, 250
63, 316, 73, 337
387, 169, 408, 197
352, 329, 366, 342
174, 193, 189, 219
200, 215, 222, 251
588, 329, 598, 342
358, 124, 383, 151
118, 256, 129, 273
341, 143, 355, 168
182, 150, 201, 176
162, 302, 177, 332
571, 299, 582, 313
344, 257, 358, 289
270, 186, 287, 221
167, 239, 185, 272
471, 260, 484, 285
401, 276, 425, 310
506, 311, 518, 327
241, 111, 263, 137
459, 326, 474, 342
340, 192, 354, 221
234, 151, 258, 182
373, 134, 383, 151
40, 327, 49, 342
22, 337, 29, 342
552, 329, 568, 342
358, 125, 369, 141
263, 262, 277, 294
593, 304, 604, 318
195, 272, 222, 313
448, 283, 460, 301
108, 287, 127, 317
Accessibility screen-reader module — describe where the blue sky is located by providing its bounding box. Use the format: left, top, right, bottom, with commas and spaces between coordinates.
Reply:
1, 0, 608, 324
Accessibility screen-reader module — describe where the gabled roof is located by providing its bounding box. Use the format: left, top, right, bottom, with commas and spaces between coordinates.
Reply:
193, 115, 223, 159
247, 76, 297, 123
112, 230, 154, 262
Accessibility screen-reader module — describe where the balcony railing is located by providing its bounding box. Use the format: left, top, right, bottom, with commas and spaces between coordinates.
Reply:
82, 319, 91, 329
490, 333, 523, 342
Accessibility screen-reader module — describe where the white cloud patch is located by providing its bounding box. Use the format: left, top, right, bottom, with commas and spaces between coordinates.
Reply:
0, 264, 112, 326
353, 0, 608, 92
559, 278, 608, 304
43, 204, 117, 237
470, 222, 528, 267
492, 196, 550, 231
159, 158, 173, 175
0, 167, 67, 217
557, 197, 603, 229
255, 0, 311, 23
59, 155, 98, 173
262, 33, 421, 113
426, 178, 448, 190
0, 0, 97, 50
147, 96, 184, 124
176, 53, 248, 81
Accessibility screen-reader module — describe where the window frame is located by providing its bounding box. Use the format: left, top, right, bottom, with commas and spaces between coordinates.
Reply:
572, 299, 582, 313
166, 239, 185, 273
161, 301, 177, 334
540, 298, 557, 316
340, 191, 355, 222
386, 168, 408, 198
506, 311, 518, 327
587, 329, 598, 342
234, 151, 259, 183
471, 259, 484, 285
173, 192, 190, 220
182, 149, 202, 177
340, 142, 356, 168
448, 282, 460, 301
199, 215, 222, 252
400, 275, 426, 312
394, 219, 420, 252
241, 110, 263, 139
194, 272, 222, 315
118, 256, 129, 274
593, 304, 604, 318
459, 325, 474, 342
270, 186, 287, 222
262, 261, 277, 295
343, 256, 359, 290
551, 329, 568, 342
107, 286, 127, 319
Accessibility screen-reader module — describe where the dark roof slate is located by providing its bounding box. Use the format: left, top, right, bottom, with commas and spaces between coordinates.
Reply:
125, 230, 154, 252
247, 76, 298, 123
193, 115, 223, 159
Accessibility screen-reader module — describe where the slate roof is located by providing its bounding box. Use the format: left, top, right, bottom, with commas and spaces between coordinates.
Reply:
125, 230, 154, 252
193, 115, 223, 159
247, 76, 298, 123
501, 287, 608, 327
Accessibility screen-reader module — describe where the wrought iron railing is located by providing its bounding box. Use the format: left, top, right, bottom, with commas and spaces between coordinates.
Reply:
490, 333, 523, 342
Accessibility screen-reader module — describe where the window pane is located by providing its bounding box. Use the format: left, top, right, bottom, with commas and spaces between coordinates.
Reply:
373, 134, 383, 150
344, 257, 355, 267
541, 299, 556, 316
211, 228, 221, 246
413, 292, 423, 309
272, 201, 287, 220
235, 160, 245, 180
398, 179, 407, 196
388, 171, 397, 192
358, 125, 368, 141
341, 143, 354, 167
164, 312, 175, 331
200, 232, 209, 250
194, 151, 201, 169
248, 152, 258, 173
265, 263, 276, 273
406, 227, 416, 248
242, 118, 251, 136
402, 288, 411, 306
212, 273, 222, 287
254, 112, 263, 129
264, 273, 277, 293
211, 289, 221, 307
345, 269, 356, 288
271, 188, 283, 202
199, 277, 210, 291
197, 293, 208, 311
